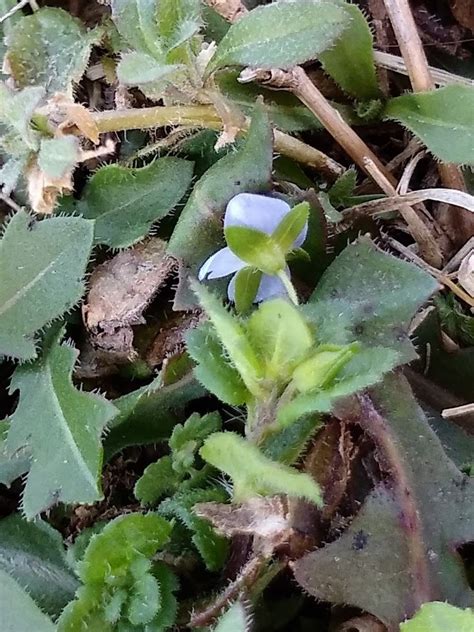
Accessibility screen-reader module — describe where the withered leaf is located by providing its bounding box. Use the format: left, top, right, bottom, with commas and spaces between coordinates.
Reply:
292, 374, 474, 631
83, 238, 175, 360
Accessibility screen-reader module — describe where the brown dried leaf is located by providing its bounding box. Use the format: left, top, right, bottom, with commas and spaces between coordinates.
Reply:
450, 0, 474, 32
83, 238, 175, 360
26, 158, 74, 215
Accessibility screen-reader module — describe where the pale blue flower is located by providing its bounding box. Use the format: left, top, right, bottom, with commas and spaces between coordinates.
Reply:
198, 193, 307, 302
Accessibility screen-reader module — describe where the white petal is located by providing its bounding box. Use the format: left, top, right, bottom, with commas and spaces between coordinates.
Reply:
198, 247, 245, 280
293, 223, 308, 248
227, 269, 290, 303
224, 193, 291, 234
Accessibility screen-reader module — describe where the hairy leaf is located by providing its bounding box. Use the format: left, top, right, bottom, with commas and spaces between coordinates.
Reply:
0, 569, 55, 632
210, 601, 251, 632
5, 8, 100, 96
304, 237, 438, 363
168, 103, 273, 309
0, 82, 43, 150
186, 323, 250, 405
58, 513, 176, 632
0, 211, 94, 361
200, 432, 322, 505
400, 602, 474, 631
292, 374, 474, 630
76, 157, 193, 248
169, 412, 221, 475
135, 456, 180, 506
0, 420, 29, 487
0, 514, 77, 616
38, 137, 80, 180
159, 487, 229, 571
206, 0, 350, 74
319, 1, 379, 100
7, 328, 118, 518
384, 85, 474, 165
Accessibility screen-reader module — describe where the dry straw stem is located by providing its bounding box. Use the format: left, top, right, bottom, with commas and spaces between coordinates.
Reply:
382, 0, 473, 241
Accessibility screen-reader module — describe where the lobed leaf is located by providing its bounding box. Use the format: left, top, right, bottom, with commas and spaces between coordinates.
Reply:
0, 211, 94, 361
206, 0, 350, 74
384, 85, 474, 165
7, 328, 118, 518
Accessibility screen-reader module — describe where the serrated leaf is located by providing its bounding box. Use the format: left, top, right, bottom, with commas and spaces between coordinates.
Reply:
206, 0, 350, 74
186, 322, 250, 406
157, 0, 201, 52
76, 157, 193, 248
400, 602, 474, 631
105, 366, 205, 457
192, 282, 264, 397
200, 432, 322, 505
0, 514, 78, 616
210, 601, 250, 632
135, 456, 180, 506
319, 1, 379, 100
169, 412, 221, 475
0, 82, 44, 150
7, 328, 118, 518
292, 374, 474, 628
0, 569, 55, 632
303, 237, 438, 364
168, 103, 273, 309
0, 420, 29, 487
111, 0, 162, 56
5, 8, 100, 96
159, 487, 229, 571
0, 211, 94, 361
384, 85, 474, 165
328, 168, 357, 208
58, 513, 175, 632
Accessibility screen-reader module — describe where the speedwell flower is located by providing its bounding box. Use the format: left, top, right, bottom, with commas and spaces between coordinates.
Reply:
198, 193, 308, 303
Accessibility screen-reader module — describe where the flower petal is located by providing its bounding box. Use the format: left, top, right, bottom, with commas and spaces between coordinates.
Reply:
293, 223, 308, 248
227, 269, 289, 303
224, 193, 291, 235
198, 247, 245, 280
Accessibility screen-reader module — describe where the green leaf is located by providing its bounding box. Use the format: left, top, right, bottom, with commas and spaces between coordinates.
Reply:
384, 85, 474, 165
271, 202, 309, 253
200, 432, 322, 505
186, 323, 250, 405
7, 328, 118, 518
105, 367, 205, 457
159, 487, 229, 571
304, 237, 438, 364
0, 420, 29, 487
233, 266, 262, 313
277, 346, 399, 427
77, 157, 193, 248
192, 282, 264, 397
169, 412, 222, 475
246, 298, 313, 381
0, 211, 94, 361
5, 8, 100, 96
157, 0, 201, 52
210, 601, 251, 632
135, 456, 180, 506
117, 51, 182, 87
293, 374, 474, 628
111, 0, 163, 56
327, 168, 357, 208
319, 1, 379, 100
0, 82, 43, 150
0, 514, 78, 616
225, 226, 285, 274
38, 136, 80, 179
291, 343, 359, 392
168, 101, 273, 310
400, 602, 474, 631
0, 569, 55, 632
58, 513, 175, 632
206, 0, 350, 74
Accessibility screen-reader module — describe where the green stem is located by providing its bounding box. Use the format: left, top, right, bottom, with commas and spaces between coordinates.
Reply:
277, 270, 299, 305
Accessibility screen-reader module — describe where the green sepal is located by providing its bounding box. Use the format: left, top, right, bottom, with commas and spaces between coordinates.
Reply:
271, 201, 309, 252
290, 343, 359, 392
224, 225, 285, 274
233, 266, 262, 313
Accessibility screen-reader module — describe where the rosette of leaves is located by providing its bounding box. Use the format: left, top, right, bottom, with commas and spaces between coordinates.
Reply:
58, 514, 178, 632
111, 0, 203, 99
